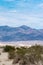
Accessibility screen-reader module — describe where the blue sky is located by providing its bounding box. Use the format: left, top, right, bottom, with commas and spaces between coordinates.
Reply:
0, 0, 43, 29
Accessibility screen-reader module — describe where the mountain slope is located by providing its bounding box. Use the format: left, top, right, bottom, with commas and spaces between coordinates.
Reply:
0, 25, 43, 41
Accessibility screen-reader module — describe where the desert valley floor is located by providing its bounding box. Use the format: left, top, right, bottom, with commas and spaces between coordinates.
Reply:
0, 41, 43, 65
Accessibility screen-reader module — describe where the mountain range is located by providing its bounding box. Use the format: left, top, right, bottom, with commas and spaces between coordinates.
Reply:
0, 25, 43, 41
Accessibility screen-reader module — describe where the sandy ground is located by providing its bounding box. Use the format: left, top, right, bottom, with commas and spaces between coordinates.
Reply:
0, 48, 13, 65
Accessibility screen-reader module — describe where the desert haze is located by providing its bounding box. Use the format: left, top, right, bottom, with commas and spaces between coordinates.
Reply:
0, 41, 43, 47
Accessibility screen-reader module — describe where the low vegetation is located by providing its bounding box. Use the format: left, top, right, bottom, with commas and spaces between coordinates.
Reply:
3, 45, 43, 65
3, 45, 15, 52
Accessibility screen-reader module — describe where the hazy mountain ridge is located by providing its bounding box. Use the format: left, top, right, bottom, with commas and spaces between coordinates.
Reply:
0, 25, 43, 41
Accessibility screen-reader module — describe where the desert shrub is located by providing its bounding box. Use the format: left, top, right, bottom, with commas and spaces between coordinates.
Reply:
16, 47, 27, 57
27, 45, 42, 54
13, 54, 21, 64
8, 50, 15, 59
13, 47, 27, 64
13, 45, 43, 65
3, 45, 15, 52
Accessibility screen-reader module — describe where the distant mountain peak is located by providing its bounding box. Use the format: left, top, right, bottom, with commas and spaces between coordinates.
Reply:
0, 25, 43, 41
0, 25, 9, 28
20, 25, 31, 30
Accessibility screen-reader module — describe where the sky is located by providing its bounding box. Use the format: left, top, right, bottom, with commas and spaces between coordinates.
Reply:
0, 0, 43, 29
